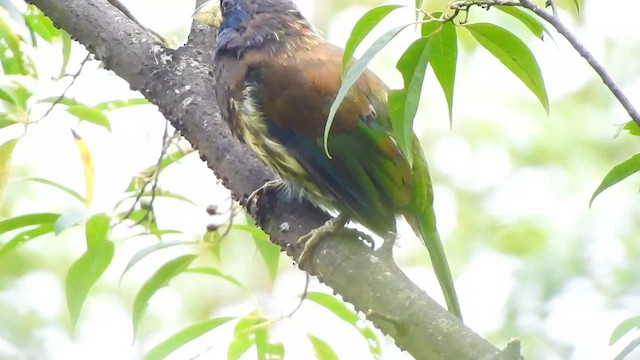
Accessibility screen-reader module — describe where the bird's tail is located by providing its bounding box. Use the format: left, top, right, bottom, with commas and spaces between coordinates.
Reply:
404, 143, 462, 320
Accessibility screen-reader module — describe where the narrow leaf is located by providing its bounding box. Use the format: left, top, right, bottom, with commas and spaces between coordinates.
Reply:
120, 240, 193, 282
0, 222, 55, 256
229, 314, 268, 360
342, 5, 404, 71
495, 6, 545, 39
0, 212, 60, 235
71, 130, 95, 207
67, 105, 111, 130
572, 0, 581, 14
306, 292, 381, 359
132, 254, 197, 336
610, 316, 640, 345
126, 149, 193, 192
23, 5, 60, 42
237, 220, 280, 280
590, 154, 640, 207
94, 98, 149, 111
144, 317, 234, 360
465, 23, 549, 113
39, 96, 79, 107
326, 23, 412, 156
0, 15, 30, 75
54, 209, 93, 235
308, 334, 339, 360
624, 121, 640, 136
429, 21, 457, 123
59, 31, 72, 78
66, 214, 113, 330
23, 177, 85, 204
389, 37, 431, 162
185, 267, 246, 289
0, 138, 19, 208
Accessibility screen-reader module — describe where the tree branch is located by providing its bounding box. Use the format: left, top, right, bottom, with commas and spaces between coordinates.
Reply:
516, 0, 640, 127
449, 0, 640, 127
27, 0, 515, 358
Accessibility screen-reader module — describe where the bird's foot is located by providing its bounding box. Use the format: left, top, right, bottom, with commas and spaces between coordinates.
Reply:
377, 232, 398, 260
245, 179, 284, 213
297, 214, 374, 266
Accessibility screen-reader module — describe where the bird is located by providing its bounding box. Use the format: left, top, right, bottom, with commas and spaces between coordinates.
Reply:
193, 0, 462, 319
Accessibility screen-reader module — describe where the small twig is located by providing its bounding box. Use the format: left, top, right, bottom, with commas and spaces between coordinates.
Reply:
36, 53, 91, 122
106, 0, 166, 44
613, 337, 640, 360
517, 0, 640, 127
285, 273, 310, 318
545, 0, 558, 16
117, 120, 174, 226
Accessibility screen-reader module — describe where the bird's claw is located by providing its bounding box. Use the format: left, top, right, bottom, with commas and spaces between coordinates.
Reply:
245, 179, 283, 214
297, 214, 374, 266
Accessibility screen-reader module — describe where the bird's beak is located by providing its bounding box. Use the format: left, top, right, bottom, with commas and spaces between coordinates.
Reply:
192, 1, 222, 28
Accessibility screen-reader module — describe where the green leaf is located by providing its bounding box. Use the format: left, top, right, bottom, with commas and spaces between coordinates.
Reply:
0, 212, 60, 235
54, 209, 93, 235
67, 105, 111, 131
120, 241, 194, 282
185, 267, 246, 289
144, 317, 234, 360
308, 334, 339, 360
115, 190, 196, 210
495, 6, 546, 39
624, 121, 640, 136
228, 313, 269, 360
227, 334, 254, 360
23, 5, 60, 42
610, 316, 640, 345
236, 219, 280, 280
66, 214, 114, 330
0, 15, 31, 75
132, 254, 197, 336
465, 23, 549, 113
22, 177, 86, 204
572, 0, 581, 13
59, 30, 72, 78
326, 23, 412, 157
389, 37, 431, 163
0, 222, 55, 256
0, 87, 15, 105
429, 21, 457, 123
39, 96, 80, 107
0, 82, 32, 111
342, 5, 404, 71
590, 154, 640, 207
0, 114, 17, 129
306, 292, 381, 359
94, 98, 149, 111
126, 149, 193, 192
0, 138, 19, 209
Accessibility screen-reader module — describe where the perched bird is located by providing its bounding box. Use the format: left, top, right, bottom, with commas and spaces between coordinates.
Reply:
193, 0, 462, 318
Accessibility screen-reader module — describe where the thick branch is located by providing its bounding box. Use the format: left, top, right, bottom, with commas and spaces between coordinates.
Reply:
28, 0, 513, 358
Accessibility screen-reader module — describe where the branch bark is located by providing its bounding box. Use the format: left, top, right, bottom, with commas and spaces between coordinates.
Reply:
27, 0, 516, 358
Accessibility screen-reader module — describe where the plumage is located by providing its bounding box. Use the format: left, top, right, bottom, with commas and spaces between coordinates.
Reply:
193, 0, 462, 319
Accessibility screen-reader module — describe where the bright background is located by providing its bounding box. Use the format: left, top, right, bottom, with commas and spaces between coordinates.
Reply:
1, 0, 639, 359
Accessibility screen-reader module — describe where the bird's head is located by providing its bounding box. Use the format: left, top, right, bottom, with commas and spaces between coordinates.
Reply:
192, 0, 320, 57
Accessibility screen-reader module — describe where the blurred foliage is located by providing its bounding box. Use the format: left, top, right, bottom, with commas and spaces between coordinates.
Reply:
0, 0, 638, 359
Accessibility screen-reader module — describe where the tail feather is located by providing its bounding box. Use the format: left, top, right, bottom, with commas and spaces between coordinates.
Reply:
407, 141, 462, 319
